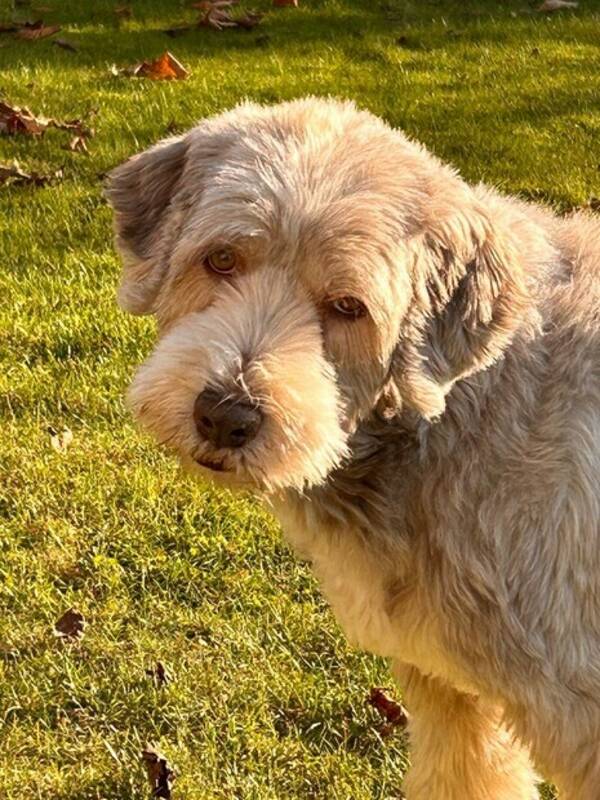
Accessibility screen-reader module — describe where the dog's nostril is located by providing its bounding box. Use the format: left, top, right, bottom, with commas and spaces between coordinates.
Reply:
193, 388, 262, 449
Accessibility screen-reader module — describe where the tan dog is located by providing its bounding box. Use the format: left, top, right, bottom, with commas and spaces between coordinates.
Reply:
107, 98, 600, 799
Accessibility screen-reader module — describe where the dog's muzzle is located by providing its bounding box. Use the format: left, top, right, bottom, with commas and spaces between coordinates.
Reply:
127, 269, 349, 490
193, 387, 262, 449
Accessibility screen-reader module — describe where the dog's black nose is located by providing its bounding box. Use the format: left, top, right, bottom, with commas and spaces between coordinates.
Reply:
193, 387, 262, 449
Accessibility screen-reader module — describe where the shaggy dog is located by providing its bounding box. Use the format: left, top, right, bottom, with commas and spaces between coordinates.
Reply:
107, 98, 600, 799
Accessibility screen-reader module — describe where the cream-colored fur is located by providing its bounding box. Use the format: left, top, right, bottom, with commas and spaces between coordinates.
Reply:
107, 98, 600, 798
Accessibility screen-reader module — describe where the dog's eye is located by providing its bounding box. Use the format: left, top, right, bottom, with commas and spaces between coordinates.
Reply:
205, 248, 237, 275
330, 296, 367, 319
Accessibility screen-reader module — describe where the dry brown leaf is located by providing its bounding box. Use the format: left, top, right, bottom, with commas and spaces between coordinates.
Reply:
0, 163, 31, 184
195, 0, 262, 30
235, 11, 262, 28
145, 661, 169, 686
63, 134, 88, 153
273, 0, 298, 6
191, 0, 236, 8
49, 426, 73, 452
16, 21, 61, 39
53, 37, 77, 52
139, 51, 189, 79
142, 745, 175, 799
54, 608, 86, 640
0, 162, 63, 187
114, 4, 132, 19
367, 687, 409, 728
538, 0, 578, 9
115, 51, 190, 80
54, 118, 93, 136
196, 0, 239, 30
0, 101, 92, 139
0, 101, 48, 134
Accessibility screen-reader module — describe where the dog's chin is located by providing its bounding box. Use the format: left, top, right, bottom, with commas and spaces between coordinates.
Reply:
177, 436, 345, 493
180, 452, 258, 490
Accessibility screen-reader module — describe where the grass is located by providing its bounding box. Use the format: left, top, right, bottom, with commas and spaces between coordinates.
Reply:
1, 0, 599, 796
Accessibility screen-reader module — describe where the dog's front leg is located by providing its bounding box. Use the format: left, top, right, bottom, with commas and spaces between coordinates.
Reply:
393, 663, 539, 800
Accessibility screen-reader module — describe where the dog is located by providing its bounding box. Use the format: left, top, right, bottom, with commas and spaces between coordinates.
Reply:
107, 98, 600, 799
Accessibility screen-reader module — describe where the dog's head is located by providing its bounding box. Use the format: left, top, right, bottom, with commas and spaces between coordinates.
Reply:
107, 98, 533, 492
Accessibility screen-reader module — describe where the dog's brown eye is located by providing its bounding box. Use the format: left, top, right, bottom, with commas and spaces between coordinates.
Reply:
205, 248, 237, 275
331, 296, 366, 319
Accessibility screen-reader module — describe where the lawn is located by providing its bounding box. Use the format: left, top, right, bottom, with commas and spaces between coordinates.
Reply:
1, 0, 598, 797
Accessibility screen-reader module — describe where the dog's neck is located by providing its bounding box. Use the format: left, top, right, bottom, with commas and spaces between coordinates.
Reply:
280, 320, 549, 542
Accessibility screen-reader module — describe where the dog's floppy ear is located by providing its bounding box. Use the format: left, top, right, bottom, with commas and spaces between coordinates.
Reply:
391, 202, 531, 420
106, 135, 188, 314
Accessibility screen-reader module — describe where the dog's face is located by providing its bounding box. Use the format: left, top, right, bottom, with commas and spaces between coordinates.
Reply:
108, 99, 530, 492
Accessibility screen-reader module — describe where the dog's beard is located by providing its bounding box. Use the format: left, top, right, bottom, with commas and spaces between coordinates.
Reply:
127, 271, 349, 493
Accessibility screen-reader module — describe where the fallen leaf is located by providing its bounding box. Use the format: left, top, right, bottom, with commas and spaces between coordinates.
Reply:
191, 0, 234, 7
137, 51, 189, 79
273, 0, 298, 5
56, 118, 93, 137
115, 51, 190, 80
0, 162, 62, 187
146, 661, 170, 686
142, 745, 175, 799
62, 134, 89, 153
234, 11, 262, 28
0, 162, 31, 184
16, 21, 61, 39
196, 0, 239, 29
32, 5, 54, 11
53, 37, 78, 52
0, 101, 48, 134
538, 0, 578, 9
0, 101, 92, 139
194, 0, 261, 30
54, 608, 86, 640
49, 425, 73, 452
367, 687, 409, 728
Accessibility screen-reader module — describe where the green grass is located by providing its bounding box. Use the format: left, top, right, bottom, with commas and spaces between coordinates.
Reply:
1, 0, 598, 796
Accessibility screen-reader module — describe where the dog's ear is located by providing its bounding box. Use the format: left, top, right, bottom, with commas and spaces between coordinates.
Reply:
106, 135, 188, 314
390, 203, 531, 420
